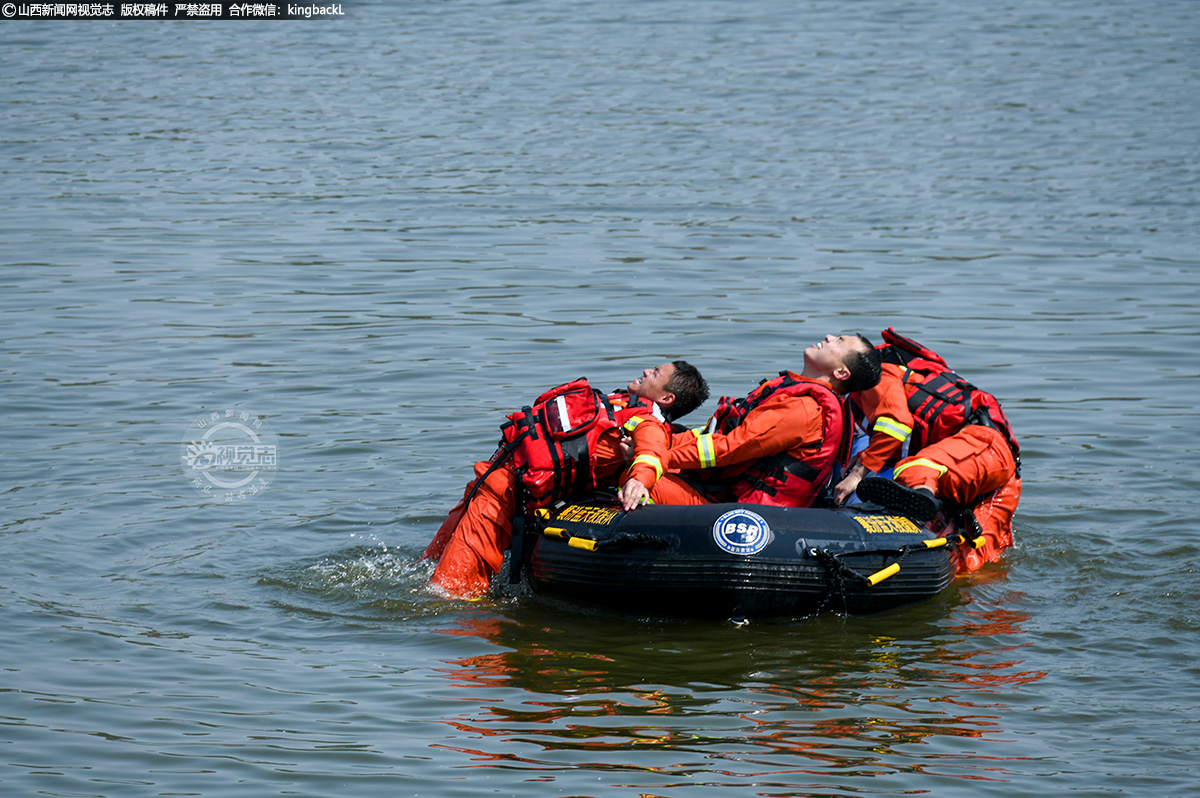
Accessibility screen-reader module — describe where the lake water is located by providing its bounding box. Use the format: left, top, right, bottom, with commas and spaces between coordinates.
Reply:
3, 1, 1200, 795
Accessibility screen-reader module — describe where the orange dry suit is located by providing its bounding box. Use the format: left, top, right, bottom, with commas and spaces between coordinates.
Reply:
850, 329, 1022, 571
650, 373, 850, 508
423, 383, 670, 597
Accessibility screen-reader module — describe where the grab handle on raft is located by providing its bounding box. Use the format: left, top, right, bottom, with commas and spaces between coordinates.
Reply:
865, 538, 948, 585
540, 525, 598, 551
536, 522, 670, 553
942, 531, 985, 549
866, 563, 901, 585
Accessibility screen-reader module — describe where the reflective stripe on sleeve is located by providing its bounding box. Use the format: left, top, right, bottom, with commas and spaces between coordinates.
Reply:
872, 416, 913, 443
623, 415, 647, 433
630, 454, 664, 480
697, 433, 717, 469
894, 458, 948, 477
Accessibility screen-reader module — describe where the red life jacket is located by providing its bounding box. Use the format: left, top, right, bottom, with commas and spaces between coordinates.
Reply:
498, 379, 658, 509
706, 372, 851, 507
877, 328, 1020, 469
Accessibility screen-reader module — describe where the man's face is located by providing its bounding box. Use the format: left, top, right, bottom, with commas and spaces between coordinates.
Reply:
628, 362, 677, 403
804, 333, 863, 376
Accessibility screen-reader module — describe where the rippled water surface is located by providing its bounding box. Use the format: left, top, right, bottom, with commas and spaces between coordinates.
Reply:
3, 1, 1200, 795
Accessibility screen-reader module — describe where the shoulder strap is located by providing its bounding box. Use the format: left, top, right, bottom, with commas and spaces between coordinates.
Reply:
881, 328, 950, 368
457, 432, 526, 515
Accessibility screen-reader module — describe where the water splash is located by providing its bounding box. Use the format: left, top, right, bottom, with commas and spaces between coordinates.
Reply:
259, 540, 450, 620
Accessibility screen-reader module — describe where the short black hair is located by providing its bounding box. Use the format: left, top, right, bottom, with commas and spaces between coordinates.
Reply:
665, 360, 709, 420
840, 334, 883, 394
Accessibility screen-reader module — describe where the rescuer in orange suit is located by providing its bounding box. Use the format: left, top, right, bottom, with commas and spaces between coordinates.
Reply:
832, 330, 1021, 572
643, 334, 883, 508
423, 361, 710, 598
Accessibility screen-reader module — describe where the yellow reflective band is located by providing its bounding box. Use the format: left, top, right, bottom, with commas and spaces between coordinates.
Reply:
894, 458, 948, 477
873, 416, 912, 442
631, 454, 664, 480
697, 433, 717, 469
866, 563, 901, 586
623, 415, 646, 432
690, 428, 703, 438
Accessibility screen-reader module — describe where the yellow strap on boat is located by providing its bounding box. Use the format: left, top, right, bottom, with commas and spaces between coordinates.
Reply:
971, 535, 987, 549
866, 563, 901, 586
873, 416, 913, 442
543, 526, 566, 538
922, 537, 948, 549
534, 508, 552, 520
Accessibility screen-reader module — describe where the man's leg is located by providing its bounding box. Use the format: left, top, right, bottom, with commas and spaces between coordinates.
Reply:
954, 473, 1021, 572
429, 461, 519, 598
858, 425, 1016, 523
894, 425, 1015, 504
648, 474, 716, 505
423, 489, 473, 562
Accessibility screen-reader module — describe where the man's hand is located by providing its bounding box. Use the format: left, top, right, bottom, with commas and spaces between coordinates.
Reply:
619, 478, 650, 511
833, 462, 869, 506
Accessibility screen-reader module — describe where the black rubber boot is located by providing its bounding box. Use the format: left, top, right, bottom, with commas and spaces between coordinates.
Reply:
856, 477, 942, 523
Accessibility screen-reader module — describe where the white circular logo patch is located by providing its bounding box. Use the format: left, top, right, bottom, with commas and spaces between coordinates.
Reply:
712, 509, 771, 556
182, 408, 278, 504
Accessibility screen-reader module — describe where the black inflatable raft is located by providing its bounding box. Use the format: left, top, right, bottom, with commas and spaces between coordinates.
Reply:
520, 500, 959, 619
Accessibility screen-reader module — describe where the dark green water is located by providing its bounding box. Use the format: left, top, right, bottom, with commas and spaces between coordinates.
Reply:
3, 1, 1199, 795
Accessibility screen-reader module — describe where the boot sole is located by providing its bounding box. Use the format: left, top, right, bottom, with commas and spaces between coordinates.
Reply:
856, 477, 941, 524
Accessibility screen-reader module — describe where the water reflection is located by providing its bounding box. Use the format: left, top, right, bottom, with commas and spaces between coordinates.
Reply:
263, 545, 1045, 789
426, 588, 1045, 790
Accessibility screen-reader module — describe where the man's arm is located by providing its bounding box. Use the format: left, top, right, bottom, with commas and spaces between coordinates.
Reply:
617, 413, 670, 510
667, 394, 823, 472
834, 364, 913, 503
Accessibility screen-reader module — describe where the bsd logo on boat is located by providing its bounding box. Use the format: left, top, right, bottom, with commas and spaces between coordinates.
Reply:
712, 509, 772, 556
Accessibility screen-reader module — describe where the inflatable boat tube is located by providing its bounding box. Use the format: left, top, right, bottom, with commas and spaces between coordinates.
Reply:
522, 500, 959, 619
